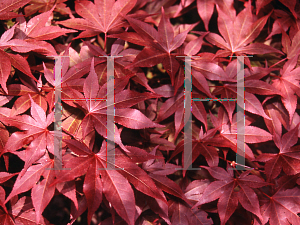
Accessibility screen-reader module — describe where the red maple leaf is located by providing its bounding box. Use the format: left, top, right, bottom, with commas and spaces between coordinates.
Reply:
193, 166, 269, 225
169, 127, 220, 175
257, 187, 300, 225
210, 107, 273, 160
0, 0, 31, 20
208, 59, 280, 121
57, 0, 137, 40
121, 8, 191, 84
197, 0, 235, 31
205, 1, 282, 57
142, 147, 191, 205
76, 58, 163, 151
83, 39, 154, 92
7, 75, 47, 116
2, 153, 75, 224
0, 96, 56, 174
272, 56, 300, 123
50, 139, 166, 225
255, 124, 300, 180
14, 7, 76, 56
168, 178, 213, 225
0, 194, 49, 224
155, 84, 207, 140
0, 24, 40, 93
24, 0, 72, 16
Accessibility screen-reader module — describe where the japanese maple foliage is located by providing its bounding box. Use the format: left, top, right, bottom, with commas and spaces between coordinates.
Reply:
0, 0, 300, 225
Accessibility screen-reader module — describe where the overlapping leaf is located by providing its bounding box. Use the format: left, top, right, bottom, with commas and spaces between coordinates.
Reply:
257, 187, 300, 225
169, 127, 220, 175
0, 96, 55, 173
211, 59, 279, 121
51, 139, 167, 225
76, 58, 162, 150
168, 179, 213, 224
7, 76, 47, 116
256, 124, 300, 180
197, 0, 235, 31
210, 107, 272, 160
0, 25, 40, 93
272, 56, 300, 123
0, 0, 299, 224
24, 0, 72, 16
57, 0, 137, 39
193, 166, 268, 225
0, 195, 48, 225
0, 0, 31, 20
205, 2, 282, 56
14, 7, 76, 55
156, 85, 207, 140
122, 8, 191, 84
